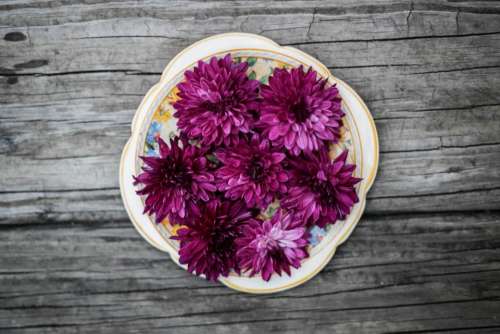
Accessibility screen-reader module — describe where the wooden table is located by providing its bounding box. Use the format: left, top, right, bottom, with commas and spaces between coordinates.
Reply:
1, 1, 500, 333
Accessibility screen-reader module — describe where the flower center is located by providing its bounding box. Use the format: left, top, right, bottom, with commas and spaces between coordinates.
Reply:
164, 159, 192, 188
290, 99, 311, 123
209, 221, 237, 254
256, 234, 279, 251
268, 247, 286, 263
201, 96, 236, 115
247, 156, 266, 181
311, 178, 336, 206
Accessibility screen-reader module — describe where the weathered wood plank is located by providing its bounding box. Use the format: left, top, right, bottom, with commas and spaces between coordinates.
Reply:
1, 2, 500, 75
0, 212, 499, 333
1, 68, 500, 221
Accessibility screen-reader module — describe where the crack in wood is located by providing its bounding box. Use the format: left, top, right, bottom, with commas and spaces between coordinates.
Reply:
409, 64, 500, 75
306, 7, 317, 40
284, 31, 500, 46
0, 69, 161, 77
386, 324, 500, 334
406, 1, 413, 36
369, 187, 500, 200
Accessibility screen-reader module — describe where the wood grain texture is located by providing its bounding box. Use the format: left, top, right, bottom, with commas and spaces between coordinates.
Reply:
1, 0, 500, 222
1, 0, 499, 332
0, 213, 499, 333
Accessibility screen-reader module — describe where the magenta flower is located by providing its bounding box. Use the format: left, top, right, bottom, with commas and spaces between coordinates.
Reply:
173, 54, 260, 146
172, 200, 257, 281
283, 148, 361, 228
258, 65, 344, 155
215, 134, 289, 208
236, 209, 309, 281
133, 136, 216, 223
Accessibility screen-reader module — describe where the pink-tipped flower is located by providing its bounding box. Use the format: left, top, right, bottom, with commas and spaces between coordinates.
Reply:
215, 134, 289, 209
133, 136, 216, 223
258, 65, 344, 155
172, 200, 257, 281
174, 54, 260, 146
236, 209, 309, 281
283, 148, 361, 228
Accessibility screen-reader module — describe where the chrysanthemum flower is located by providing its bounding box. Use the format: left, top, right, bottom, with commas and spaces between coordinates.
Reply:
215, 134, 289, 208
173, 54, 260, 146
172, 200, 256, 281
282, 148, 361, 227
134, 136, 216, 223
236, 209, 309, 281
258, 65, 344, 155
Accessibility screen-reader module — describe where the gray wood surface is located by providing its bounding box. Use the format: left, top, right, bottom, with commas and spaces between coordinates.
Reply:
0, 1, 499, 333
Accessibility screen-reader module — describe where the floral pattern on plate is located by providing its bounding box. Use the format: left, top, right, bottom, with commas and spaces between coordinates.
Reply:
141, 53, 356, 251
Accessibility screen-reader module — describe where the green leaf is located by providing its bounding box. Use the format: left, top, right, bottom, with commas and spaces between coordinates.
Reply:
246, 57, 257, 66
263, 200, 280, 218
259, 75, 269, 84
206, 154, 220, 164
248, 71, 257, 80
266, 206, 277, 217
188, 139, 201, 148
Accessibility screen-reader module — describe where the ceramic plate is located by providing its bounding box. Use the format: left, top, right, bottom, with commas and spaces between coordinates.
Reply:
120, 33, 379, 293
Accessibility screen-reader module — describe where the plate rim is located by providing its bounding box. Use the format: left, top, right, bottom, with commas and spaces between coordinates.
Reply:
119, 32, 379, 293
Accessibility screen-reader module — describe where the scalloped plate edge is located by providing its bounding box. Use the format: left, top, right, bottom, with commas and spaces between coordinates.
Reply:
120, 33, 379, 293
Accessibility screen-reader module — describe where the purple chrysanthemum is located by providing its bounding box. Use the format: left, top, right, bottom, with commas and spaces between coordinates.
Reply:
134, 136, 216, 223
236, 209, 309, 281
282, 148, 362, 228
172, 200, 257, 281
215, 134, 289, 208
173, 54, 260, 146
258, 65, 344, 155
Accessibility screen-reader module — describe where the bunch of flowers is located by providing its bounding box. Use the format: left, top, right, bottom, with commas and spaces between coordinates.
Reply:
134, 54, 361, 282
